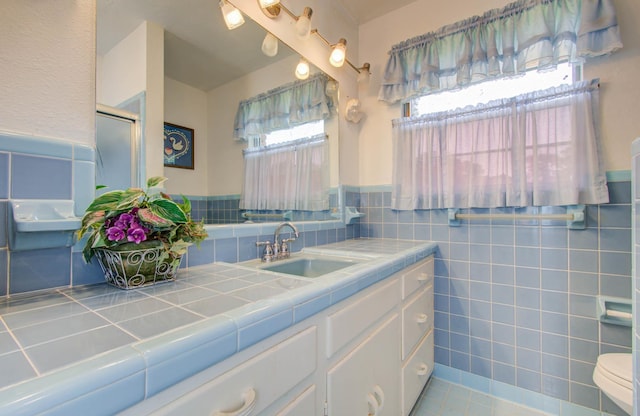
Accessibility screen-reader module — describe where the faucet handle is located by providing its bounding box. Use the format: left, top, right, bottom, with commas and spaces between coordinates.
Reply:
256, 240, 274, 262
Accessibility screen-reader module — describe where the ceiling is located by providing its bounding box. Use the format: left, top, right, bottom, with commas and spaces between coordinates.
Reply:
97, 0, 415, 91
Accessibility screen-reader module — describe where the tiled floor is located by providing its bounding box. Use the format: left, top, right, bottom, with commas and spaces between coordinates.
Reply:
411, 378, 551, 416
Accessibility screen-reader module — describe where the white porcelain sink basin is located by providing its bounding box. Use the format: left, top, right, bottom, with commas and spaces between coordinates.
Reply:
243, 254, 364, 278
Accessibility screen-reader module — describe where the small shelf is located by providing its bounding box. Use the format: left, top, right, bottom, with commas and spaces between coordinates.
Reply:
9, 200, 81, 251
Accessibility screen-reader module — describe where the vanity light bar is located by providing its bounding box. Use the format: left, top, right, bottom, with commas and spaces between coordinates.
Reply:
258, 0, 370, 81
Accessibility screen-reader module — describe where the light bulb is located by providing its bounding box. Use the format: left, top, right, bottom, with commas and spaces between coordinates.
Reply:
295, 7, 313, 40
330, 38, 347, 67
295, 58, 310, 80
220, 0, 244, 30
261, 32, 278, 57
259, 0, 280, 7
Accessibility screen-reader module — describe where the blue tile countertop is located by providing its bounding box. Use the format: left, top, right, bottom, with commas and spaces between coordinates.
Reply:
0, 238, 437, 415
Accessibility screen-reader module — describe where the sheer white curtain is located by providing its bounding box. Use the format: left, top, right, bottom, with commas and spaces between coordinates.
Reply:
240, 136, 329, 211
391, 80, 609, 210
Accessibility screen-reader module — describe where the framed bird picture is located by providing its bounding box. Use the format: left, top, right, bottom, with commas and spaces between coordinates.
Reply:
163, 122, 194, 169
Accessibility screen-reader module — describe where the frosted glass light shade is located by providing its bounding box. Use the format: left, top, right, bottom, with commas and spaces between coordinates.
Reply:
261, 32, 279, 57
295, 7, 313, 40
220, 0, 244, 30
295, 58, 310, 80
259, 0, 280, 7
330, 39, 347, 67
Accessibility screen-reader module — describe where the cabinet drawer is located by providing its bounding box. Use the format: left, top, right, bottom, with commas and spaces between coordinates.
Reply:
402, 284, 433, 360
401, 329, 434, 416
151, 326, 317, 415
326, 277, 399, 358
402, 256, 433, 300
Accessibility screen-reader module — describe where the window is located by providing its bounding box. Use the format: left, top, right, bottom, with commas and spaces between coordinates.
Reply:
247, 120, 325, 149
391, 73, 609, 210
409, 63, 578, 117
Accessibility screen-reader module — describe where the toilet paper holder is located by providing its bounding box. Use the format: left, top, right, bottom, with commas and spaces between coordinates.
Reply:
597, 296, 632, 327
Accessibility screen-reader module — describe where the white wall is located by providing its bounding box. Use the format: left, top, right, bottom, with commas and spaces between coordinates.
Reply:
97, 21, 166, 181
357, 0, 640, 186
0, 0, 95, 144
164, 78, 209, 195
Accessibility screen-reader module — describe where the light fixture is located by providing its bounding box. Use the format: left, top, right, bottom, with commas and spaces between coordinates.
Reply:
219, 0, 244, 30
329, 38, 347, 67
259, 2, 313, 40
258, 0, 280, 7
261, 32, 279, 57
295, 57, 310, 80
295, 7, 313, 40
357, 63, 371, 84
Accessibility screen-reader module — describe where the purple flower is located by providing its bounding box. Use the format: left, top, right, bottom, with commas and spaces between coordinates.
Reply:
127, 227, 147, 244
114, 213, 135, 229
106, 226, 125, 241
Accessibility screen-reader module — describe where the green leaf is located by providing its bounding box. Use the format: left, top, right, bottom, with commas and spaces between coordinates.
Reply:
179, 195, 192, 215
84, 190, 125, 213
115, 188, 145, 211
169, 239, 192, 256
79, 210, 105, 236
149, 199, 188, 223
147, 176, 167, 189
137, 208, 175, 229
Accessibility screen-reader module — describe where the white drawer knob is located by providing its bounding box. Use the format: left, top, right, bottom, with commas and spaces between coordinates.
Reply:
367, 385, 385, 416
417, 363, 429, 376
373, 384, 385, 411
213, 388, 257, 416
416, 313, 428, 323
417, 272, 429, 282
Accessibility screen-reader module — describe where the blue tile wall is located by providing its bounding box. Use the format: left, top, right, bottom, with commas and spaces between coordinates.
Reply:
182, 191, 341, 225
358, 183, 632, 415
0, 133, 354, 297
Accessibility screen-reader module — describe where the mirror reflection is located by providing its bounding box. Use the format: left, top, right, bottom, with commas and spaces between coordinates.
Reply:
96, 0, 340, 225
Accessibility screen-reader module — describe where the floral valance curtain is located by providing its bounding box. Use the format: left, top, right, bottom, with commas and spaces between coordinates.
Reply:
234, 73, 335, 141
378, 0, 622, 103
391, 79, 609, 210
240, 135, 329, 211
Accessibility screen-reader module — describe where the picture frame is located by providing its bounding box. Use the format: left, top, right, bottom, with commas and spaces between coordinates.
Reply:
163, 122, 194, 169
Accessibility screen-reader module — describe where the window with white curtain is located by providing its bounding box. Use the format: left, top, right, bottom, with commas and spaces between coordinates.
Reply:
382, 0, 622, 210
240, 134, 329, 211
392, 80, 609, 210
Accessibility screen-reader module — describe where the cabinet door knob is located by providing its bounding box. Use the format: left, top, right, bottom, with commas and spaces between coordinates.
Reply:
416, 313, 428, 323
373, 384, 385, 412
417, 272, 429, 282
212, 388, 257, 416
367, 392, 379, 416
417, 363, 429, 376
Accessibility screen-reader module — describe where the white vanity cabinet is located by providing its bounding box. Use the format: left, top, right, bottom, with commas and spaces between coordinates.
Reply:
121, 254, 435, 416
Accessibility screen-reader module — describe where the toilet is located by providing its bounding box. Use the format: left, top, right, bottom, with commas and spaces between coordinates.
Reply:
592, 353, 633, 415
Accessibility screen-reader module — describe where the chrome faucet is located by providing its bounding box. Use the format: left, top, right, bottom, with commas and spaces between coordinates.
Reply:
256, 222, 299, 262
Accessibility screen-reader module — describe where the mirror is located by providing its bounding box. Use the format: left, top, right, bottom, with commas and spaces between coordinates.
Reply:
96, 0, 340, 224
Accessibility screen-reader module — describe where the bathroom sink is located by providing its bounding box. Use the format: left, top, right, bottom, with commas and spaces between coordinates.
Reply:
245, 254, 364, 278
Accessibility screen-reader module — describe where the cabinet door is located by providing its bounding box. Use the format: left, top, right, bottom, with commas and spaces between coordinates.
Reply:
327, 314, 400, 416
275, 385, 317, 416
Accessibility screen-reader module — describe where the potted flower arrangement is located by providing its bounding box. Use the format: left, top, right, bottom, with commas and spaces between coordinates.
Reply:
77, 176, 208, 289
